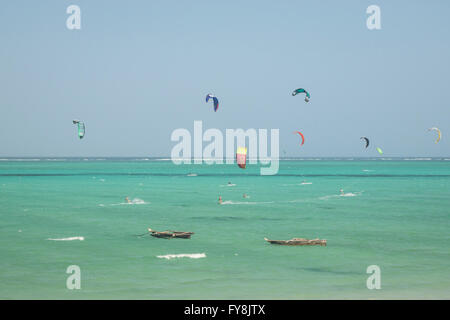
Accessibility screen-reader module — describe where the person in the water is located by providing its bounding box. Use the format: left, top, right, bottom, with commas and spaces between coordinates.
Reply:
218, 196, 222, 204
243, 193, 248, 198
340, 189, 344, 196
125, 196, 131, 203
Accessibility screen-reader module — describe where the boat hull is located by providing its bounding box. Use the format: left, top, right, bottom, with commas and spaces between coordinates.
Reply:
150, 231, 194, 239
264, 237, 326, 246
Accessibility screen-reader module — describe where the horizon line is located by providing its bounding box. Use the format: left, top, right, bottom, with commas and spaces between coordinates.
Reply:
1, 156, 450, 160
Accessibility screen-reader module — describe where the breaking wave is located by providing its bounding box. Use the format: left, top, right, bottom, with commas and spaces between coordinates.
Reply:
157, 253, 206, 260
47, 236, 84, 241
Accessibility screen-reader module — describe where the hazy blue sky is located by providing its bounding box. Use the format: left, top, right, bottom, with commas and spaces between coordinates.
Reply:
1, 0, 449, 157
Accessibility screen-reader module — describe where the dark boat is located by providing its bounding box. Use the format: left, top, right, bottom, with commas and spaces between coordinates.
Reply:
148, 228, 194, 239
264, 237, 326, 246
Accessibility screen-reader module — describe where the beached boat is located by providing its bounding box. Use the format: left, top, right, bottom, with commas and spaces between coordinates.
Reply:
264, 237, 326, 246
148, 228, 194, 239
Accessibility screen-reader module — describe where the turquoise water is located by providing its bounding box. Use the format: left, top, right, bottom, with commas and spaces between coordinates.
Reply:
0, 159, 449, 299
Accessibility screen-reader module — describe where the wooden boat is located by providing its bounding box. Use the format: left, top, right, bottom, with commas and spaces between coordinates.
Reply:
148, 228, 194, 239
264, 237, 326, 246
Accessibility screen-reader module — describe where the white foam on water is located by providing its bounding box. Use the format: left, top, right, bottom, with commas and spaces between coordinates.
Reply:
157, 253, 206, 260
109, 198, 149, 206
403, 158, 432, 161
187, 173, 197, 176
286, 199, 308, 203
318, 195, 339, 200
128, 198, 147, 204
47, 236, 84, 241
281, 182, 312, 186
218, 183, 236, 187
221, 200, 273, 205
320, 191, 362, 200
340, 193, 357, 197
6, 159, 41, 161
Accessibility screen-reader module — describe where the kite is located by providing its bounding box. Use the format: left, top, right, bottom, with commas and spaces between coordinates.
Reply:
428, 127, 441, 143
360, 137, 369, 148
206, 94, 219, 112
294, 131, 305, 146
292, 88, 310, 102
72, 120, 85, 139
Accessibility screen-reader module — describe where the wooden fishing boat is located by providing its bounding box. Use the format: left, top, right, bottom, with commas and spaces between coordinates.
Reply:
264, 237, 326, 246
148, 228, 194, 239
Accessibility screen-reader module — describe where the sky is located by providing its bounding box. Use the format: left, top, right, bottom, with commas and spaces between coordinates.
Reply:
0, 0, 449, 157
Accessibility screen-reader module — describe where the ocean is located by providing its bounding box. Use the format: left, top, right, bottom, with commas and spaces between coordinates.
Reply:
0, 158, 449, 299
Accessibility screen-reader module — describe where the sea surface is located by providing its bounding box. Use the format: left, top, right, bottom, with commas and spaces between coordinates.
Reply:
0, 158, 449, 299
